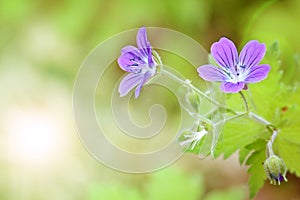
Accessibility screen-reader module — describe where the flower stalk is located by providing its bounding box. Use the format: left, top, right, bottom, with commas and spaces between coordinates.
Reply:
262, 128, 288, 185
239, 91, 249, 113
160, 69, 221, 107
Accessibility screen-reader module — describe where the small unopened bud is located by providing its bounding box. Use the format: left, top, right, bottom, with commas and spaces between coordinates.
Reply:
263, 155, 288, 185
186, 89, 201, 112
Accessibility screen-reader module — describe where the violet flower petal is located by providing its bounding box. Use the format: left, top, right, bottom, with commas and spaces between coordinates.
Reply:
244, 64, 271, 83
117, 51, 145, 72
197, 64, 229, 82
136, 27, 154, 67
121, 45, 144, 58
119, 73, 144, 97
239, 40, 266, 69
134, 71, 152, 98
117, 27, 157, 98
221, 82, 245, 93
211, 37, 238, 72
136, 27, 151, 57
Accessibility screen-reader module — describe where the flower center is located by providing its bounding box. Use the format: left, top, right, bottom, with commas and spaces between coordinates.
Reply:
226, 64, 247, 83
137, 62, 157, 75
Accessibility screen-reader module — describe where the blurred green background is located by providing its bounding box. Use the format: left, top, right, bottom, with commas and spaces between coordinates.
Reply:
1, 0, 300, 199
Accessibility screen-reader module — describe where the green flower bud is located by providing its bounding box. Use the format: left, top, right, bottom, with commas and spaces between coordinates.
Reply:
263, 155, 288, 185
186, 89, 201, 113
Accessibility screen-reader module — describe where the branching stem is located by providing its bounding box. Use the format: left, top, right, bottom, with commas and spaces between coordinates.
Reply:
161, 69, 221, 107
160, 64, 279, 159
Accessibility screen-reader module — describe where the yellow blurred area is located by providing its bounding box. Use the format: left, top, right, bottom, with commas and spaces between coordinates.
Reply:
1, 0, 300, 199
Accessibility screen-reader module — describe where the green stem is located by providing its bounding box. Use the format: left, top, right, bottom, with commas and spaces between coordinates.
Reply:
248, 112, 271, 126
158, 57, 274, 130
215, 112, 247, 126
248, 112, 278, 158
239, 91, 249, 113
181, 104, 213, 124
154, 51, 282, 161
267, 129, 278, 157
160, 69, 221, 107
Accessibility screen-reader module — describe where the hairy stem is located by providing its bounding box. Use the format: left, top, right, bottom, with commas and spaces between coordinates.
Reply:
248, 112, 272, 126
181, 103, 213, 124
267, 129, 278, 157
160, 68, 221, 107
214, 112, 247, 126
239, 91, 249, 113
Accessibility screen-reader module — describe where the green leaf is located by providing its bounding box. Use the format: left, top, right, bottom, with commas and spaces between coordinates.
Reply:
239, 147, 252, 165
212, 118, 269, 199
215, 41, 300, 198
274, 99, 300, 177
243, 45, 300, 197
213, 118, 268, 159
246, 148, 267, 198
239, 139, 266, 165
186, 40, 300, 198
238, 140, 267, 199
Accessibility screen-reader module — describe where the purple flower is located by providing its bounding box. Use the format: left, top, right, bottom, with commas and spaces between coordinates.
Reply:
197, 37, 271, 93
118, 27, 158, 98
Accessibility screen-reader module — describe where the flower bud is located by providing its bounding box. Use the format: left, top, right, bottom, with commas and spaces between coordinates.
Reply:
263, 155, 288, 185
186, 89, 201, 113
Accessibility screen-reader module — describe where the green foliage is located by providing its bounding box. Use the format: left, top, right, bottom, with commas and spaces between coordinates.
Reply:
190, 41, 300, 198
212, 119, 269, 198
239, 42, 299, 197
274, 103, 300, 177
242, 41, 299, 197
242, 140, 267, 198
250, 42, 300, 186
213, 119, 268, 159
2, 0, 300, 199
